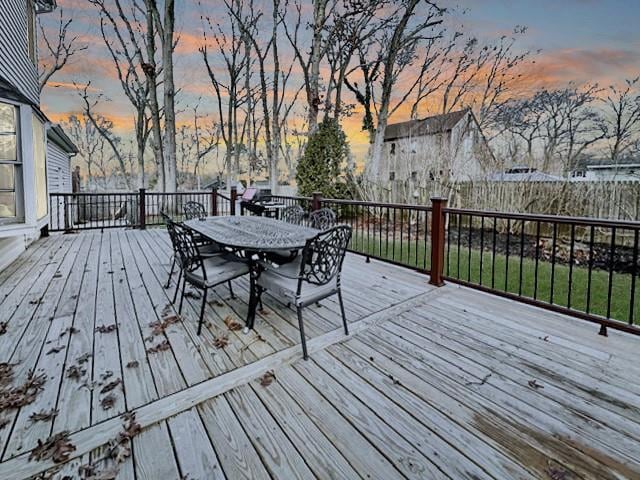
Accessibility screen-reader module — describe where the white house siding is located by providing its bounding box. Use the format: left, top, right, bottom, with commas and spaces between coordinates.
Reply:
47, 141, 72, 194
0, 0, 40, 105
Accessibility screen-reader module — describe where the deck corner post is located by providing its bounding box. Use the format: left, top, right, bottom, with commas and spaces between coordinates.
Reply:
429, 196, 448, 287
139, 187, 146, 229
312, 192, 322, 211
211, 187, 218, 216
230, 186, 237, 216
599, 324, 608, 337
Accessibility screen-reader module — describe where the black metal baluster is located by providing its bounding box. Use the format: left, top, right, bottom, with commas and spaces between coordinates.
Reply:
407, 209, 412, 265
386, 207, 390, 259
446, 212, 451, 275
505, 219, 511, 291
479, 216, 485, 286
606, 227, 616, 319
586, 225, 595, 314
457, 213, 462, 279
519, 220, 525, 296
467, 215, 472, 281
550, 222, 557, 304
392, 208, 397, 261
491, 217, 497, 288
533, 221, 541, 300
630, 229, 639, 325
567, 224, 575, 309
423, 211, 428, 271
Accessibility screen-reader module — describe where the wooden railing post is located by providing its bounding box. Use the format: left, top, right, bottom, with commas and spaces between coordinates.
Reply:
230, 186, 237, 216
139, 188, 146, 229
429, 196, 447, 287
211, 187, 218, 216
312, 192, 322, 211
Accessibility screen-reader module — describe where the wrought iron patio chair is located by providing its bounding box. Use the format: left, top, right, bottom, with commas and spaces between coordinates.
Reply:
280, 205, 306, 225
183, 201, 207, 220
256, 225, 352, 359
173, 223, 250, 334
161, 211, 225, 290
308, 207, 336, 230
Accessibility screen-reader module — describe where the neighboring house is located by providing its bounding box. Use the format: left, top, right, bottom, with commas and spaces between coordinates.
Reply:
487, 166, 563, 182
570, 156, 640, 182
381, 109, 494, 184
0, 0, 62, 271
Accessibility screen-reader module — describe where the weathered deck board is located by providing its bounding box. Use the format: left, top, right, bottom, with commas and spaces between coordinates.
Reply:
0, 229, 639, 480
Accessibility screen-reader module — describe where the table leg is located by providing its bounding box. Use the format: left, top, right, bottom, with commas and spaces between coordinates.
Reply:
244, 260, 261, 334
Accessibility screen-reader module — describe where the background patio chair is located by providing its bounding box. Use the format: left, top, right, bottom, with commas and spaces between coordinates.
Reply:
183, 201, 207, 220
256, 225, 352, 359
280, 205, 305, 224
308, 207, 336, 230
173, 223, 250, 334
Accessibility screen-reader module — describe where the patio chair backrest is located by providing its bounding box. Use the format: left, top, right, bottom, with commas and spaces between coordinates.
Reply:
298, 225, 352, 287
173, 223, 208, 279
281, 205, 305, 225
308, 208, 336, 230
183, 201, 207, 220
160, 210, 173, 225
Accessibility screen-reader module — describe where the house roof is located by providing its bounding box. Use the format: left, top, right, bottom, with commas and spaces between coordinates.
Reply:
487, 170, 563, 182
573, 156, 640, 170
384, 109, 470, 142
47, 124, 78, 154
34, 0, 57, 14
0, 74, 48, 123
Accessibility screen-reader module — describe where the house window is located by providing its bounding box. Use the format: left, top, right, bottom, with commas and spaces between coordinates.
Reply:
389, 171, 395, 181
390, 143, 396, 155
0, 102, 22, 222
27, 0, 37, 64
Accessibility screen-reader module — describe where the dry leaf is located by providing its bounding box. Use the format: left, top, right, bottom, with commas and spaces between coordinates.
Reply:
259, 371, 276, 387
213, 336, 229, 349
209, 299, 224, 307
146, 340, 170, 354
528, 379, 544, 390
0, 417, 9, 430
66, 365, 86, 380
125, 361, 139, 369
0, 322, 7, 335
100, 394, 116, 411
0, 371, 46, 411
100, 370, 113, 381
30, 408, 58, 423
59, 327, 79, 338
29, 431, 76, 463
100, 379, 122, 395
95, 324, 117, 334
223, 316, 242, 331
46, 345, 65, 355
77, 352, 92, 364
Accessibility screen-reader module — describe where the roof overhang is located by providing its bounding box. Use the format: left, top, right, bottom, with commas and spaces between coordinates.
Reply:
588, 163, 640, 170
47, 125, 79, 154
35, 0, 57, 14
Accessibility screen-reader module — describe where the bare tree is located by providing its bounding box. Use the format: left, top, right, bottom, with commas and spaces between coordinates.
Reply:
599, 77, 640, 162
38, 8, 87, 90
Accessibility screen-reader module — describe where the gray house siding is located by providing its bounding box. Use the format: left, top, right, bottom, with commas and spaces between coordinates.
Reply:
47, 141, 72, 194
0, 0, 40, 105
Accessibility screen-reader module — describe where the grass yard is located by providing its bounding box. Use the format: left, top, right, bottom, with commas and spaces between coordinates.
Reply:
349, 232, 639, 326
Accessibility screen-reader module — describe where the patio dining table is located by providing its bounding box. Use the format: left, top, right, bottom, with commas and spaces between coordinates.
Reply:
184, 216, 319, 332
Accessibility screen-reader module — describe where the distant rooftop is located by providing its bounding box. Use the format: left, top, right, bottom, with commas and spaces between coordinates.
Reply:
574, 156, 640, 170
487, 167, 563, 182
384, 109, 470, 142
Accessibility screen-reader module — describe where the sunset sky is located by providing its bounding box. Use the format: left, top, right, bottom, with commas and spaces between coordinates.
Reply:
39, 0, 640, 166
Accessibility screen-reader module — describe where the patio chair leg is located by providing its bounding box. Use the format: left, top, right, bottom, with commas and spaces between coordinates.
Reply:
338, 288, 348, 335
178, 277, 187, 314
296, 307, 308, 360
165, 256, 175, 289
172, 270, 182, 304
228, 281, 235, 299
198, 288, 207, 335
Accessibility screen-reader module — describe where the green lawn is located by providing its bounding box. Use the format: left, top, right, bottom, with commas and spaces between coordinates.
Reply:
349, 232, 639, 325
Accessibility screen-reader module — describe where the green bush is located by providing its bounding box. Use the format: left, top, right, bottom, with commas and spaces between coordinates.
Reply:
296, 118, 351, 198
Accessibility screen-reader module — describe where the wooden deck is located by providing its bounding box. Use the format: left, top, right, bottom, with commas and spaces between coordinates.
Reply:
0, 229, 639, 479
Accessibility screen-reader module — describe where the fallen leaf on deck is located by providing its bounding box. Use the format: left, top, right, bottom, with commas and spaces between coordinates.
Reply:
223, 315, 242, 331
29, 298, 43, 305
209, 299, 225, 307
29, 431, 76, 464
0, 417, 9, 430
528, 379, 544, 390
184, 290, 201, 299
100, 378, 122, 394
30, 408, 59, 423
59, 326, 79, 338
0, 362, 15, 388
259, 371, 276, 387
146, 340, 170, 354
100, 370, 114, 381
213, 336, 229, 349
0, 322, 7, 335
0, 370, 47, 411
46, 345, 65, 355
126, 361, 139, 369
77, 352, 92, 364
95, 324, 117, 334
66, 365, 86, 381
100, 394, 116, 411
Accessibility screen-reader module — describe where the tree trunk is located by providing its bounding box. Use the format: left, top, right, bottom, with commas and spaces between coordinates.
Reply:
307, 0, 327, 134
162, 0, 177, 192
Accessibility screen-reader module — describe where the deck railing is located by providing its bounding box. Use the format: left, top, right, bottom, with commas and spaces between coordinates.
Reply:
48, 188, 234, 232
271, 193, 640, 336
